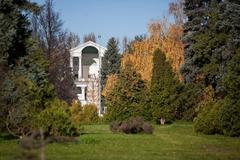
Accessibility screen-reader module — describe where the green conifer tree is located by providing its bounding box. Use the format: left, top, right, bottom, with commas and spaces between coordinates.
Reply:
0, 0, 39, 65
150, 49, 177, 123
220, 48, 240, 136
182, 0, 240, 136
182, 0, 240, 95
101, 37, 121, 88
105, 62, 146, 121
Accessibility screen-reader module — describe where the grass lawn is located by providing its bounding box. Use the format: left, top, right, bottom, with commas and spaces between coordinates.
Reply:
1, 122, 240, 160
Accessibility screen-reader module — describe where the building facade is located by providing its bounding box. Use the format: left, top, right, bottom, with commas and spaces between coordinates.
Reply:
70, 41, 107, 115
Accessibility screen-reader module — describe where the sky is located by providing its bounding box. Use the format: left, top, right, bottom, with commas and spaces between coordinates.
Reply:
31, 0, 174, 47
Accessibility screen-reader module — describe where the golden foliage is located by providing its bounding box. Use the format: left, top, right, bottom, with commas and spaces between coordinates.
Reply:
102, 74, 118, 97
103, 20, 184, 99
122, 20, 184, 82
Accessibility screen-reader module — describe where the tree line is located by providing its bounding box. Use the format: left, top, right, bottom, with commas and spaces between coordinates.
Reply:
102, 0, 240, 137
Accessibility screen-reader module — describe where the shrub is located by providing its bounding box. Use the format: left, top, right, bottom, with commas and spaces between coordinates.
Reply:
37, 99, 80, 136
70, 100, 82, 125
80, 104, 99, 124
194, 100, 223, 135
170, 84, 202, 121
142, 122, 154, 134
220, 98, 240, 137
109, 121, 122, 133
110, 117, 153, 134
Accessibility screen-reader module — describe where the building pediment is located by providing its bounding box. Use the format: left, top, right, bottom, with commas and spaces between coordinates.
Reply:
70, 41, 107, 57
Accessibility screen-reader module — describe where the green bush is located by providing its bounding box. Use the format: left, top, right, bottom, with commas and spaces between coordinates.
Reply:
70, 100, 82, 125
170, 84, 202, 121
220, 98, 240, 137
37, 99, 80, 136
194, 100, 223, 135
80, 104, 99, 124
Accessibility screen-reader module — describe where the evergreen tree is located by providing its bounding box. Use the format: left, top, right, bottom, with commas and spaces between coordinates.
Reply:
0, 0, 38, 66
220, 48, 240, 136
105, 62, 146, 121
0, 0, 56, 136
182, 0, 240, 136
150, 49, 177, 123
101, 37, 121, 88
181, 0, 240, 95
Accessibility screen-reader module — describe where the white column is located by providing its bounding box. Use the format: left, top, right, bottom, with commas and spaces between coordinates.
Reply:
82, 86, 85, 101
98, 50, 102, 115
70, 55, 73, 71
78, 54, 82, 80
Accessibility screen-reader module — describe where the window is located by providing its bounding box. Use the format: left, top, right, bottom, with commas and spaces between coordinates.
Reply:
73, 57, 79, 66
76, 87, 82, 94
74, 74, 79, 80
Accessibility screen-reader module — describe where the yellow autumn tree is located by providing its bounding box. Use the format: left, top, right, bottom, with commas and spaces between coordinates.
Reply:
121, 19, 184, 82
102, 74, 118, 97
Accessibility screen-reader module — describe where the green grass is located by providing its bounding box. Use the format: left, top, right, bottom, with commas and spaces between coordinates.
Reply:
1, 122, 240, 160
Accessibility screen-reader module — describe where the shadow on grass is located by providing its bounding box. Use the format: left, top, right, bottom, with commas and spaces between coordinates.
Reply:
0, 133, 18, 140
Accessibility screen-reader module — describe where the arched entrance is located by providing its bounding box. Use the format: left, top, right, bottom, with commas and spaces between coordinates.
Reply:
81, 46, 99, 79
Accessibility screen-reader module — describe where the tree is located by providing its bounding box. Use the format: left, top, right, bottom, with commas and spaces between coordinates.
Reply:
220, 48, 240, 136
122, 36, 128, 52
0, 0, 39, 66
150, 49, 177, 123
181, 0, 240, 95
169, 0, 186, 25
121, 20, 184, 82
101, 37, 121, 88
38, 0, 63, 57
0, 0, 54, 135
182, 0, 240, 136
83, 32, 96, 42
105, 62, 147, 121
30, 0, 79, 104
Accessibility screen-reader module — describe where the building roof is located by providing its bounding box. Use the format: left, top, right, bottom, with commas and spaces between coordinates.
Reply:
70, 41, 107, 53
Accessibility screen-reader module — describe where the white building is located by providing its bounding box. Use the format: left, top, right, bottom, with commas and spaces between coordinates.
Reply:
70, 41, 107, 115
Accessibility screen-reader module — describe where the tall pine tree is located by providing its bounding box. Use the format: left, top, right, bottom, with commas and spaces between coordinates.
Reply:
181, 0, 240, 95
182, 0, 240, 136
150, 49, 177, 123
101, 37, 121, 88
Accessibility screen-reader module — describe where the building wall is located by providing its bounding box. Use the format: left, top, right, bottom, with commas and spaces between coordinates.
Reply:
70, 41, 106, 115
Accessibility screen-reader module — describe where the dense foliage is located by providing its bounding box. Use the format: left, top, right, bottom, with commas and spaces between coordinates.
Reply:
220, 48, 240, 136
182, 0, 240, 94
0, 0, 80, 138
183, 0, 240, 136
150, 49, 178, 123
80, 104, 99, 124
38, 99, 80, 136
194, 87, 223, 134
121, 20, 184, 82
105, 62, 147, 121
